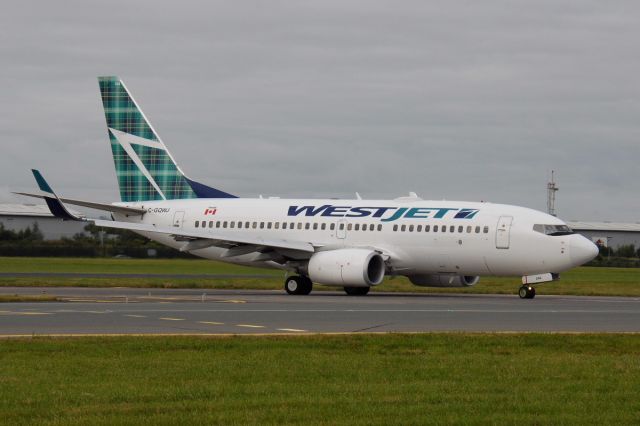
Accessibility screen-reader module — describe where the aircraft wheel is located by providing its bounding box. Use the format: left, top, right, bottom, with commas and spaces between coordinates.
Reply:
519, 285, 535, 299
344, 286, 370, 296
285, 276, 313, 295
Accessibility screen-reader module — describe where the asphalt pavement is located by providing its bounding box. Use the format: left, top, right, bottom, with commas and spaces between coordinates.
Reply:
1, 287, 639, 335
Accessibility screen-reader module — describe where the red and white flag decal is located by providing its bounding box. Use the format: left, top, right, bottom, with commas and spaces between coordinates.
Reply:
204, 207, 217, 215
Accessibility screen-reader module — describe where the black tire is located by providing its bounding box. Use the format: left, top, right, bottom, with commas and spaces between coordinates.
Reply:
527, 287, 536, 299
285, 276, 302, 295
299, 276, 313, 295
344, 286, 370, 296
284, 276, 313, 295
519, 286, 529, 299
519, 286, 535, 299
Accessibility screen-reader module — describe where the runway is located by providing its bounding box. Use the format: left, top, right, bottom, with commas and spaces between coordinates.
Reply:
1, 287, 639, 335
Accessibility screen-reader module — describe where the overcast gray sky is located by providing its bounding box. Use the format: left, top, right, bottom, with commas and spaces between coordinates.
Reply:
1, 0, 639, 221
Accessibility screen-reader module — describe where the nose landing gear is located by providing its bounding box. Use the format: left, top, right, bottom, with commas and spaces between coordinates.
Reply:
518, 285, 536, 299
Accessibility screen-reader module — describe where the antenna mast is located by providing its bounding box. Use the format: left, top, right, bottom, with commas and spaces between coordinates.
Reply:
547, 170, 559, 216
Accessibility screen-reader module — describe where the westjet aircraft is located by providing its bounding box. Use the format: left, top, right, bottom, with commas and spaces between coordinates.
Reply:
17, 76, 599, 299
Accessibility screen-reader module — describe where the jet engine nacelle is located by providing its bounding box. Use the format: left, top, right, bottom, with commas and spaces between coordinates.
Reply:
308, 249, 385, 287
408, 274, 480, 288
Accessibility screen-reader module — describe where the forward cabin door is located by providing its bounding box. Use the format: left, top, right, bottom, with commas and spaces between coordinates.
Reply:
495, 216, 513, 249
173, 211, 185, 228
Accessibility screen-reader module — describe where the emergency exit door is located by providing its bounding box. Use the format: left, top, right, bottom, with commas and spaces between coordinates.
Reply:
173, 211, 185, 228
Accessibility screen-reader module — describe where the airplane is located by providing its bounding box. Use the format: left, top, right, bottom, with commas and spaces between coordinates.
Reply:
16, 76, 599, 299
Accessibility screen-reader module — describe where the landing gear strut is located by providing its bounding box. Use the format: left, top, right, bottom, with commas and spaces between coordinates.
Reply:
284, 275, 313, 295
518, 285, 536, 299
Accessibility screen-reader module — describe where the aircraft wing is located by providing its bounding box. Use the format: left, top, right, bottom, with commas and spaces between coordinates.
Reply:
92, 219, 315, 254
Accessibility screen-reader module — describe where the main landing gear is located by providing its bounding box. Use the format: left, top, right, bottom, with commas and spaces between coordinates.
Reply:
519, 285, 536, 299
284, 275, 313, 295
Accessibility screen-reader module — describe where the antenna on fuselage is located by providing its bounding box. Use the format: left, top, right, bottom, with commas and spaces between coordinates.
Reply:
547, 170, 559, 216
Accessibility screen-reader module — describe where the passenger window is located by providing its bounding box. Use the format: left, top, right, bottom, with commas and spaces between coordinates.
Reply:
195, 221, 199, 228
467, 226, 472, 233
238, 222, 243, 229
347, 224, 353, 231
216, 222, 221, 228
362, 224, 367, 231
223, 221, 228, 228
282, 223, 287, 230
260, 222, 264, 229
401, 225, 406, 232
252, 222, 257, 229
393, 224, 398, 232
305, 223, 310, 230
274, 222, 279, 229
267, 222, 272, 229
450, 226, 455, 233
313, 223, 318, 230
417, 225, 422, 232
331, 224, 336, 231
297, 223, 303, 230
370, 224, 375, 231
246, 222, 250, 228
339, 223, 344, 230
475, 226, 480, 233
425, 225, 430, 232
355, 224, 360, 231
442, 225, 446, 233
321, 223, 326, 230
377, 224, 382, 231
434, 225, 438, 232
230, 222, 235, 228
483, 226, 489, 234
409, 225, 414, 232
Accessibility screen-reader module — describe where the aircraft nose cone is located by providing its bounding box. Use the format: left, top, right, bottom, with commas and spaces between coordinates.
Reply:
570, 236, 599, 266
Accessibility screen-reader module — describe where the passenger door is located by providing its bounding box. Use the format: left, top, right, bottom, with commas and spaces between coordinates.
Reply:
495, 216, 513, 249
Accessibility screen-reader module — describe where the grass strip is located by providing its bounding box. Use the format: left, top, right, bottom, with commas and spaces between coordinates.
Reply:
1, 257, 639, 297
0, 334, 638, 425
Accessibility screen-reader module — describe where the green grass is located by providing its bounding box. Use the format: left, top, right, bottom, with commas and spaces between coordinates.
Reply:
0, 334, 639, 425
1, 257, 639, 297
0, 294, 59, 303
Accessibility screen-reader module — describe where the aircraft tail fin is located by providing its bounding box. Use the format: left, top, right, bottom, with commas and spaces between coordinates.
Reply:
97, 76, 236, 202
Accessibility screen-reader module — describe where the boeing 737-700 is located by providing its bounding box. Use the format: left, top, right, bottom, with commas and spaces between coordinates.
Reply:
17, 77, 599, 298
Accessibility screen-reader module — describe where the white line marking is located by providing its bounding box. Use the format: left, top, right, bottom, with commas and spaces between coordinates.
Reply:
158, 317, 185, 321
236, 324, 264, 328
125, 314, 146, 318
277, 328, 307, 332
199, 321, 224, 325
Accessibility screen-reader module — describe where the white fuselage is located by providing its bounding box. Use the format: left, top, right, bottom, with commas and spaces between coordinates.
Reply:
113, 198, 597, 278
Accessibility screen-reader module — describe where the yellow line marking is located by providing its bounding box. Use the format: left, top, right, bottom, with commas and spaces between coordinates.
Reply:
236, 324, 264, 328
158, 317, 185, 321
125, 314, 146, 318
277, 328, 308, 332
15, 312, 53, 316
199, 321, 224, 325
223, 300, 246, 304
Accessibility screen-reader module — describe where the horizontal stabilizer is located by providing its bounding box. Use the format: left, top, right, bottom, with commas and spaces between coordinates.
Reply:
27, 170, 83, 221
14, 192, 146, 216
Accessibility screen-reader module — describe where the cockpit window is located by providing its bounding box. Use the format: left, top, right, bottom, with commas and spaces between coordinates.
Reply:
533, 224, 574, 236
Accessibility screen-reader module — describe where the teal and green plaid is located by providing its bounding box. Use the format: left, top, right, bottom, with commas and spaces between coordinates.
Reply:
98, 77, 198, 202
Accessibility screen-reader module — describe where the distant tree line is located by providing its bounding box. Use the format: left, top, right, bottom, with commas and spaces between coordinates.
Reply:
0, 223, 194, 258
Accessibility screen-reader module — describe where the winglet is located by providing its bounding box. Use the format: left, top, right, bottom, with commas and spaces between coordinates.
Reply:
30, 170, 82, 221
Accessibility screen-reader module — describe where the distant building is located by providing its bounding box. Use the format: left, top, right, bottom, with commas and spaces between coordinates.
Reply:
567, 221, 640, 249
0, 204, 87, 240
